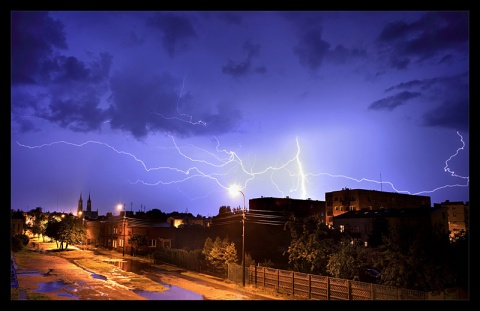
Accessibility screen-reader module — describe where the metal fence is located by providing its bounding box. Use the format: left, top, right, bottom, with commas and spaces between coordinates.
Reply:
228, 264, 463, 300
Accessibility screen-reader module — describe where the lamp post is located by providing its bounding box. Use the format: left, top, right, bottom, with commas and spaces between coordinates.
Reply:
229, 185, 246, 287
240, 190, 246, 287
117, 204, 126, 256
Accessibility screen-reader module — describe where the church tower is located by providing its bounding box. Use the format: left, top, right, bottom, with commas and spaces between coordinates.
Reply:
87, 193, 92, 213
77, 192, 83, 216
86, 193, 92, 218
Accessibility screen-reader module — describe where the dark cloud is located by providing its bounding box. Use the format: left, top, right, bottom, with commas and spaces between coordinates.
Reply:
326, 45, 368, 65
44, 54, 112, 85
222, 40, 265, 79
222, 60, 251, 77
368, 91, 421, 111
293, 29, 330, 72
421, 99, 469, 131
376, 11, 469, 70
147, 12, 197, 58
11, 52, 112, 133
108, 72, 243, 140
11, 11, 68, 85
283, 11, 365, 72
11, 91, 44, 133
11, 11, 114, 134
370, 72, 469, 131
42, 94, 110, 132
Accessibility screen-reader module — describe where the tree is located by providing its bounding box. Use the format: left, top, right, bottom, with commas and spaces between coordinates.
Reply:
31, 214, 48, 240
326, 239, 370, 281
284, 214, 341, 274
202, 236, 238, 274
371, 224, 456, 291
45, 216, 85, 250
128, 233, 148, 256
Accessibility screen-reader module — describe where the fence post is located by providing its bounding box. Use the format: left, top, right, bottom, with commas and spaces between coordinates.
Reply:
276, 269, 280, 292
327, 277, 330, 300
291, 271, 295, 297
308, 274, 312, 299
347, 279, 351, 300
263, 266, 266, 287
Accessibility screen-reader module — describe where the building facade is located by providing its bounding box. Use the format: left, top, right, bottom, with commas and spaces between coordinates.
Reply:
333, 205, 448, 246
435, 200, 469, 240
325, 188, 431, 226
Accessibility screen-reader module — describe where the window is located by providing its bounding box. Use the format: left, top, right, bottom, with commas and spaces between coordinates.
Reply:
149, 239, 157, 247
339, 225, 345, 233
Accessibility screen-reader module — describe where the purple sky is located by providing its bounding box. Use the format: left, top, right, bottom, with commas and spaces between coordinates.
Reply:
10, 11, 469, 217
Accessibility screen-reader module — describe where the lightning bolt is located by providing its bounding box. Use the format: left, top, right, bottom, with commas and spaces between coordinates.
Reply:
153, 72, 207, 126
413, 131, 469, 196
16, 131, 468, 203
306, 131, 469, 196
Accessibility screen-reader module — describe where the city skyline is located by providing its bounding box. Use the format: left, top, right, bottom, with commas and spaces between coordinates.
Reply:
11, 11, 469, 217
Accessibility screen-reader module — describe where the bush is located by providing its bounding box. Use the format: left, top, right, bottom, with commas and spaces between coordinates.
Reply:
11, 234, 29, 252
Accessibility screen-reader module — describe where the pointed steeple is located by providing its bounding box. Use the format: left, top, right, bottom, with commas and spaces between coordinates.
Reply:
78, 192, 83, 215
87, 192, 92, 212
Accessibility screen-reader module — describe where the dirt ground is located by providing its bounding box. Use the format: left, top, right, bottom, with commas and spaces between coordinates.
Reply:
11, 238, 287, 301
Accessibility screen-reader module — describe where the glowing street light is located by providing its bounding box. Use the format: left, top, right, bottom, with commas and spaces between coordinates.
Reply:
229, 185, 246, 287
117, 204, 126, 256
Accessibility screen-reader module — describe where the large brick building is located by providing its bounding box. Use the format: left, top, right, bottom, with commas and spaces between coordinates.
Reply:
325, 188, 431, 226
435, 200, 469, 240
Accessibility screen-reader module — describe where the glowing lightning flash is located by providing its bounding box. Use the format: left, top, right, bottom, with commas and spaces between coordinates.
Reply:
16, 131, 468, 204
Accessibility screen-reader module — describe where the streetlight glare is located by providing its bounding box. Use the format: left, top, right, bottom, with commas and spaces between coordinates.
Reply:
228, 184, 243, 197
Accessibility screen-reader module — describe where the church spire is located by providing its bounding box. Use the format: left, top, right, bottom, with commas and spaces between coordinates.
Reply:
77, 192, 83, 215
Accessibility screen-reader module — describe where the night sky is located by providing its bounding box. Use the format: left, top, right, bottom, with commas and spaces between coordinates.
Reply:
10, 11, 469, 217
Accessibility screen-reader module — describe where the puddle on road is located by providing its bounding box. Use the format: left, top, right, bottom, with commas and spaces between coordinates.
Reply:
16, 258, 205, 300
32, 280, 79, 299
107, 259, 205, 300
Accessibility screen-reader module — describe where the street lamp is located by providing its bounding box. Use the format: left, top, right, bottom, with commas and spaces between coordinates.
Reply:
229, 185, 246, 287
117, 204, 126, 256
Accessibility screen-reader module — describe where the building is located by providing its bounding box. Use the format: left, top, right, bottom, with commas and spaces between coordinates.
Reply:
325, 188, 431, 226
167, 215, 212, 228
84, 214, 176, 255
249, 196, 326, 223
435, 200, 469, 240
77, 192, 99, 220
333, 205, 448, 246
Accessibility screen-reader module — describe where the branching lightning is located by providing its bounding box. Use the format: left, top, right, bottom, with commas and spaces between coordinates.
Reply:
153, 73, 207, 126
15, 73, 468, 204
16, 130, 468, 205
